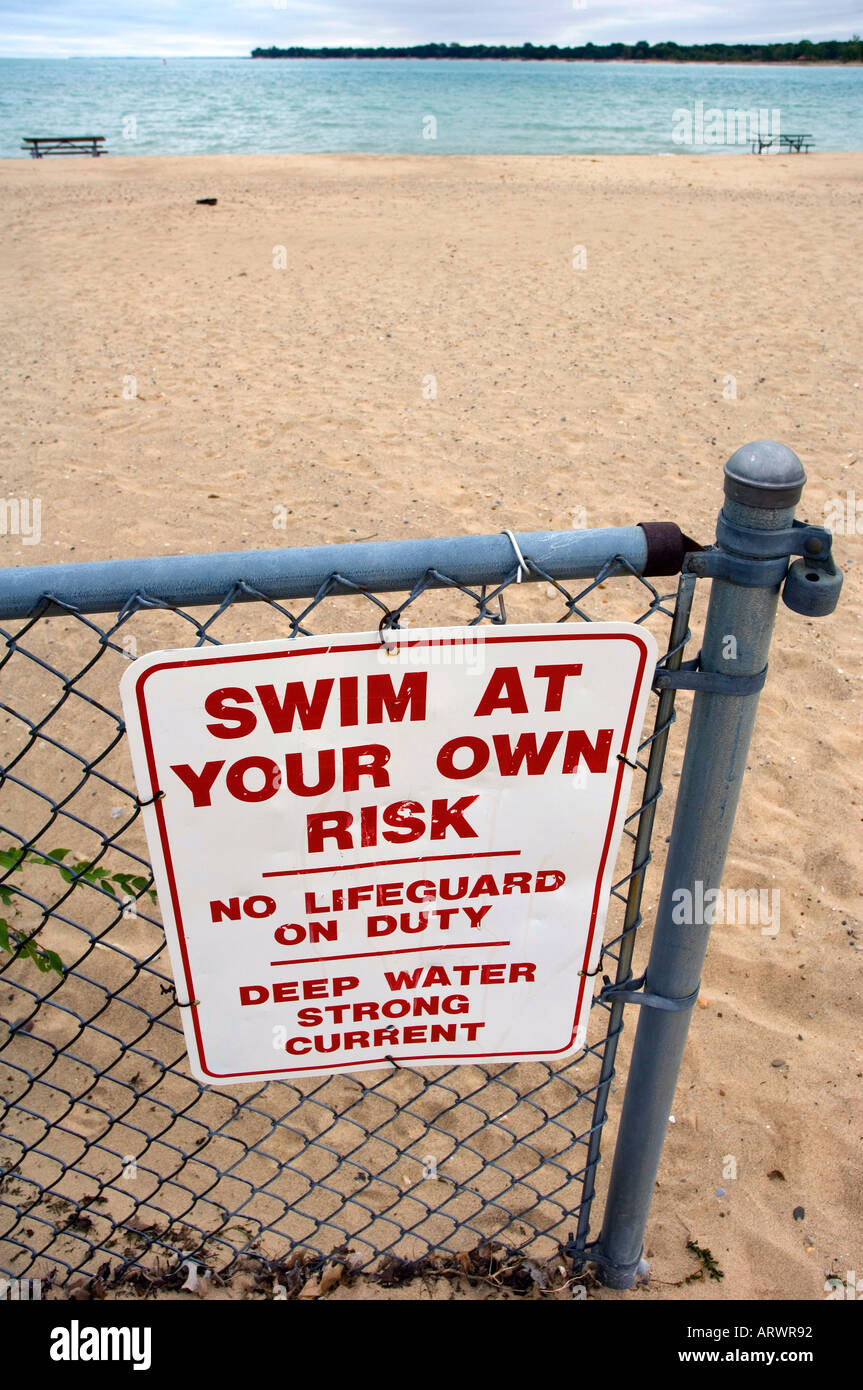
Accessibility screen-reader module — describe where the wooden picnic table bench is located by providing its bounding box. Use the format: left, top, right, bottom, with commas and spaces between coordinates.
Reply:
22, 136, 106, 158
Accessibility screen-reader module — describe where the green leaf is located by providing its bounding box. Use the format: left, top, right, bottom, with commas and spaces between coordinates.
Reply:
27, 943, 53, 972
41, 949, 64, 977
71, 866, 112, 885
0, 923, 65, 976
29, 848, 73, 868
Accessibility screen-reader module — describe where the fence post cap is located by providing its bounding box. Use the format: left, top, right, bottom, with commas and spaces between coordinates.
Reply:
724, 441, 806, 509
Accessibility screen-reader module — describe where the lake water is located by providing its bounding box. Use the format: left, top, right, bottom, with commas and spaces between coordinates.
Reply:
1, 57, 861, 158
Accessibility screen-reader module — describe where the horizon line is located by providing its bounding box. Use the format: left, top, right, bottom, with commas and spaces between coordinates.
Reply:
1, 35, 860, 60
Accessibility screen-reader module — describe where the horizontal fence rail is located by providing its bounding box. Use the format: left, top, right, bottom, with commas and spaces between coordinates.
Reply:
0, 523, 695, 620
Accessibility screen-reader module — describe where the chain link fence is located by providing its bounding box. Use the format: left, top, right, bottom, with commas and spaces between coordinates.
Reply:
0, 548, 692, 1291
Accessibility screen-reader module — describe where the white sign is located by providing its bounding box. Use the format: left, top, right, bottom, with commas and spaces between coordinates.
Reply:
120, 623, 656, 1084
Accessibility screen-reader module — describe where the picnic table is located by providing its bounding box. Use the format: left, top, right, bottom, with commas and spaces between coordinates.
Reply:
22, 136, 106, 158
751, 133, 814, 154
780, 133, 814, 153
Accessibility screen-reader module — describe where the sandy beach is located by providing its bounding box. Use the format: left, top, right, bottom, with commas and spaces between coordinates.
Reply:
1, 151, 861, 1301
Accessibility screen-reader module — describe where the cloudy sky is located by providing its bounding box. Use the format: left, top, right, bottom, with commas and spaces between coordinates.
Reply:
1, 1, 860, 57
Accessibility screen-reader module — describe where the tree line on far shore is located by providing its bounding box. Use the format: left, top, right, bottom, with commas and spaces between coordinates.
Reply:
251, 38, 863, 63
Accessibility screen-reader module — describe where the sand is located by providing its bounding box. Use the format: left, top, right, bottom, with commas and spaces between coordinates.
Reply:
0, 152, 861, 1302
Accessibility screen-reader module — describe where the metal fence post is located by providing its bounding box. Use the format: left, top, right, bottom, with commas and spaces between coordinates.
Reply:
592, 441, 825, 1288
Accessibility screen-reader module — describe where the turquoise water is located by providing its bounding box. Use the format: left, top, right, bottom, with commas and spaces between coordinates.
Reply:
1, 57, 861, 157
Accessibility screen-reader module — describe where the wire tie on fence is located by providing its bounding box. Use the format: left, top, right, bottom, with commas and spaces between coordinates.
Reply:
161, 982, 199, 1007
377, 612, 400, 656
500, 529, 528, 583
616, 753, 639, 771
136, 789, 165, 807
579, 955, 605, 979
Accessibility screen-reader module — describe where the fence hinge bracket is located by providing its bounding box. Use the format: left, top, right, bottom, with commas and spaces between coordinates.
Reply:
653, 652, 768, 696
684, 547, 787, 587
682, 518, 842, 615
597, 973, 701, 1012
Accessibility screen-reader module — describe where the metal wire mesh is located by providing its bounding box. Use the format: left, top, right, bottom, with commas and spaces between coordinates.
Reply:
0, 551, 689, 1289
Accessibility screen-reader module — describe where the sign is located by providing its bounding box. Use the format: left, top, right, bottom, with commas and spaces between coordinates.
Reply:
120, 623, 657, 1083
